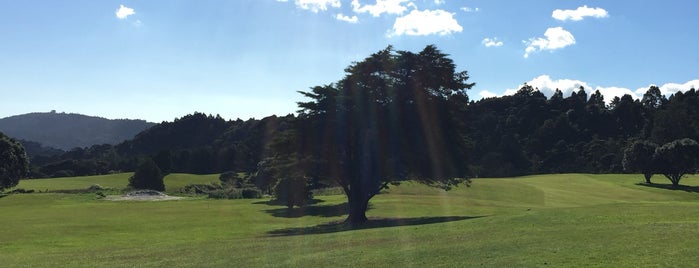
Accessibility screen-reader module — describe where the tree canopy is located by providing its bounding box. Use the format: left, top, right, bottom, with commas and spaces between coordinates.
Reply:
653, 138, 699, 187
0, 132, 29, 191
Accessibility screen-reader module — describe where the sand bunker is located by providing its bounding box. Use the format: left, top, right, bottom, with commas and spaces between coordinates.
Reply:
105, 190, 184, 201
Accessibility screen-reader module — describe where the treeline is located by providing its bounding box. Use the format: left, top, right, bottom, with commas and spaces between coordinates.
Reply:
22, 87, 699, 179
27, 113, 292, 178
465, 85, 698, 177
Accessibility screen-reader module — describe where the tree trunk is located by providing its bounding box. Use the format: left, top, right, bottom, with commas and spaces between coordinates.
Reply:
346, 192, 370, 225
666, 173, 682, 188
643, 173, 652, 184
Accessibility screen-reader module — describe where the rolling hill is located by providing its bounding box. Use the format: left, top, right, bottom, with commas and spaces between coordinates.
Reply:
0, 111, 155, 150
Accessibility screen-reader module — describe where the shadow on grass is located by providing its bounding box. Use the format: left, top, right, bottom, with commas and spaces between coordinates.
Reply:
268, 215, 484, 236
263, 202, 357, 218
636, 183, 699, 193
252, 198, 325, 206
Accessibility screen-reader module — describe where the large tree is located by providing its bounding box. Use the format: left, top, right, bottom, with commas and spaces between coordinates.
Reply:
622, 140, 658, 184
294, 45, 473, 224
653, 138, 699, 187
0, 132, 29, 191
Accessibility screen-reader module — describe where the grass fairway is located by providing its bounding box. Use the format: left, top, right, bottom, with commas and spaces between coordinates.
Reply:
13, 173, 220, 194
2, 174, 699, 267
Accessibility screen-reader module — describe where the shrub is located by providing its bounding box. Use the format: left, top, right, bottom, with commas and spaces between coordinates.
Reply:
273, 177, 312, 208
129, 158, 165, 191
182, 183, 220, 194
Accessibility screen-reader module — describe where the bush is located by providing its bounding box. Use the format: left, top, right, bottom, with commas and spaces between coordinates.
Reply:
273, 177, 313, 208
87, 184, 104, 191
182, 183, 220, 194
129, 158, 165, 191
207, 187, 262, 199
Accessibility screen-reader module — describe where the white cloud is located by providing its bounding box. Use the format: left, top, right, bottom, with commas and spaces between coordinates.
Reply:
434, 0, 445, 5
336, 13, 359, 23
595, 86, 639, 101
478, 90, 497, 99
506, 75, 591, 98
390, 9, 462, 36
294, 0, 341, 13
351, 0, 415, 17
635, 80, 699, 96
552, 5, 608, 21
524, 27, 575, 58
115, 4, 135, 19
482, 37, 503, 47
460, 7, 479, 12
497, 75, 699, 104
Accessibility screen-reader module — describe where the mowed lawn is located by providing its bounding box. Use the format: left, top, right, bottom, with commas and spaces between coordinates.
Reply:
2, 174, 699, 267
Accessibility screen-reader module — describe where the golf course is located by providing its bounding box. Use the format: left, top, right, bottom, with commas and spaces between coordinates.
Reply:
2, 173, 698, 267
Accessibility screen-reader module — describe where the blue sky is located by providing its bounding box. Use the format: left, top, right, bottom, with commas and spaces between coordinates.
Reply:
1, 0, 697, 122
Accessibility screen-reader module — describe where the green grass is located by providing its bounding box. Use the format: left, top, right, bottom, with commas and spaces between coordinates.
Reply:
1, 173, 698, 267
13, 173, 220, 194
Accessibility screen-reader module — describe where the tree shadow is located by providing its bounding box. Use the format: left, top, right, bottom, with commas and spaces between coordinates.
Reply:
263, 202, 353, 218
268, 215, 485, 236
636, 183, 699, 193
252, 198, 325, 206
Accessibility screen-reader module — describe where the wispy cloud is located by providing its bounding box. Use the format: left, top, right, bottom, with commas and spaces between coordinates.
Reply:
482, 37, 503, 47
460, 6, 479, 12
523, 27, 575, 58
336, 13, 359, 23
552, 5, 608, 21
434, 0, 445, 5
390, 9, 462, 36
115, 4, 135, 19
351, 0, 415, 17
293, 0, 341, 13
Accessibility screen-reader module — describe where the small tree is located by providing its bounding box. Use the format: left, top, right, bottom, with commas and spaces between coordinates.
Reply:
129, 158, 165, 191
622, 140, 658, 184
654, 138, 699, 187
0, 132, 29, 191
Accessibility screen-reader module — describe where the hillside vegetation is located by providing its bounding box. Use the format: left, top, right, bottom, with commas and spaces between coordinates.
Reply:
2, 173, 698, 267
0, 112, 154, 151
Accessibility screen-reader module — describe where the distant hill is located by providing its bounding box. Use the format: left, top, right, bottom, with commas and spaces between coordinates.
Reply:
0, 112, 155, 150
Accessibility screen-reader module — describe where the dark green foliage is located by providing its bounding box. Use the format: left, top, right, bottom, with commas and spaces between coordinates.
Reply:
219, 171, 247, 187
273, 177, 312, 208
0, 132, 29, 191
207, 187, 262, 199
182, 183, 220, 194
623, 140, 658, 183
651, 89, 699, 144
653, 138, 699, 187
129, 158, 165, 191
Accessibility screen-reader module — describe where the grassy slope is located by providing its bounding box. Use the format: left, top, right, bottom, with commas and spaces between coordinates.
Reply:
1, 174, 698, 267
